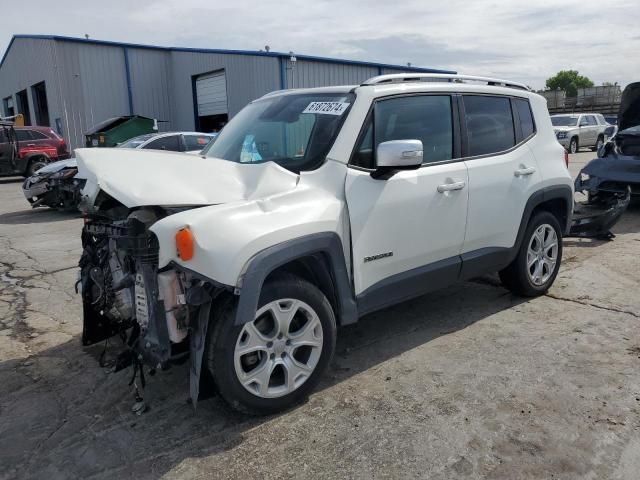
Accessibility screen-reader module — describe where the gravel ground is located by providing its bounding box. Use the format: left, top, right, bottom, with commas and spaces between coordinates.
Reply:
0, 151, 639, 479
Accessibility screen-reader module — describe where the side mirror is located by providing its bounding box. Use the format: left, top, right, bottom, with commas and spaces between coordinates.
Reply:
371, 140, 423, 180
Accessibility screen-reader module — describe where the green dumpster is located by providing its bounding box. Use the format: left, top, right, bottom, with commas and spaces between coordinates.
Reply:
84, 115, 157, 147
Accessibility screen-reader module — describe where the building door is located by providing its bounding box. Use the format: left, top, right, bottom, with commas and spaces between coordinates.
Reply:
16, 90, 31, 126
31, 82, 50, 126
195, 71, 228, 133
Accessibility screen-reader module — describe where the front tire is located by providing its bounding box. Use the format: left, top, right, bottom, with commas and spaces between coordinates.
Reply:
206, 274, 337, 415
569, 137, 579, 154
499, 211, 563, 297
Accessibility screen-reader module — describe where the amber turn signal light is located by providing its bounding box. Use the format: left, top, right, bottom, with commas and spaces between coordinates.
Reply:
175, 227, 194, 261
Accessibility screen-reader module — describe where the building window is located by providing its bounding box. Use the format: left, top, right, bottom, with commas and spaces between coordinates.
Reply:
2, 96, 14, 117
31, 82, 50, 127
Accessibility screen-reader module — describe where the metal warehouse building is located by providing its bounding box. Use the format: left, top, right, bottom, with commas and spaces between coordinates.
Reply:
0, 35, 454, 150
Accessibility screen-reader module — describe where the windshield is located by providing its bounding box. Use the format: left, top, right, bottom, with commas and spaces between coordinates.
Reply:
118, 133, 156, 148
618, 125, 640, 136
551, 116, 579, 127
202, 92, 355, 172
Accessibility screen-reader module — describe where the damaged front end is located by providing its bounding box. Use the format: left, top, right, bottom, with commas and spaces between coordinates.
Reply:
23, 161, 82, 210
78, 201, 224, 409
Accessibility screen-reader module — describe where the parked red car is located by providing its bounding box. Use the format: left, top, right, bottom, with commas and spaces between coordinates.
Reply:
0, 126, 70, 177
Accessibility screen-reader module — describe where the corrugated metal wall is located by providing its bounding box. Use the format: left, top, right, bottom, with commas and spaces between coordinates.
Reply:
285, 59, 379, 88
127, 48, 174, 130
0, 37, 445, 151
0, 38, 62, 132
169, 51, 281, 131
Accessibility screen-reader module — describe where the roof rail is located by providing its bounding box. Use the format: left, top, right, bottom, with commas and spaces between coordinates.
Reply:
361, 73, 530, 91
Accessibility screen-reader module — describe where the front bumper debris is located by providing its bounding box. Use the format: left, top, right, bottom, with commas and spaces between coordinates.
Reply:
568, 187, 631, 239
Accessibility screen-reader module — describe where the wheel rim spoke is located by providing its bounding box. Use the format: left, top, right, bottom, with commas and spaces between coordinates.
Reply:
289, 317, 322, 348
240, 360, 274, 396
269, 299, 300, 336
236, 321, 270, 356
284, 356, 313, 391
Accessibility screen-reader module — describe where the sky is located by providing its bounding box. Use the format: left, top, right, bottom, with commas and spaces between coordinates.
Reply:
2, 0, 638, 90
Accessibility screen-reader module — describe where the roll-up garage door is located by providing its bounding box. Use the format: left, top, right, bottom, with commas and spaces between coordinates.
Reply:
196, 71, 228, 116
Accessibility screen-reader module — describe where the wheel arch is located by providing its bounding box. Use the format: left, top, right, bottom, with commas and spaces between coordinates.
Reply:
511, 185, 573, 262
23, 152, 50, 173
234, 232, 358, 327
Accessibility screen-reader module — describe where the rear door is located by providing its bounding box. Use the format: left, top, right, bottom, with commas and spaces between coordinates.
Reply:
345, 94, 468, 306
585, 115, 599, 145
460, 95, 542, 275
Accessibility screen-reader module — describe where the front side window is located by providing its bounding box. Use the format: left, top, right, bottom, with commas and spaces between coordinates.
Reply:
144, 135, 182, 151
15, 130, 32, 141
203, 92, 355, 173
463, 95, 515, 156
118, 134, 156, 149
585, 115, 597, 126
513, 98, 535, 139
351, 95, 454, 168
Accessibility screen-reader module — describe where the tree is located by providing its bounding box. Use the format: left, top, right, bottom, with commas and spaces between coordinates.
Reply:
545, 70, 594, 97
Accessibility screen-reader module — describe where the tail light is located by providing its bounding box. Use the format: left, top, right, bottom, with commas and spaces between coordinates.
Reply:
564, 151, 569, 168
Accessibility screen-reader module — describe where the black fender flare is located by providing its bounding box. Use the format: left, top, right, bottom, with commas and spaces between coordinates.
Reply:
234, 232, 358, 326
509, 185, 573, 263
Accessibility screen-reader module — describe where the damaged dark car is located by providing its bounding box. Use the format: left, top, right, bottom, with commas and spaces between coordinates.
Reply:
571, 82, 639, 238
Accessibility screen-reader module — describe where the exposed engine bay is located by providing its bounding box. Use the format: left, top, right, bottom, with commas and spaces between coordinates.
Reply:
78, 198, 219, 409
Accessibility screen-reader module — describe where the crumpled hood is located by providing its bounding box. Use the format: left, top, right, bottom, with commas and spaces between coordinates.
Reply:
36, 158, 78, 174
75, 148, 299, 208
619, 82, 640, 131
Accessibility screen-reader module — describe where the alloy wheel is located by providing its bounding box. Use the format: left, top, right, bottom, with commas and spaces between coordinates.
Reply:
526, 224, 558, 286
234, 299, 323, 398
569, 139, 578, 154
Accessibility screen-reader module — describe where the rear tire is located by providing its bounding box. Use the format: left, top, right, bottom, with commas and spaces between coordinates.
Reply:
206, 274, 337, 415
499, 211, 563, 297
569, 137, 579, 154
592, 135, 604, 152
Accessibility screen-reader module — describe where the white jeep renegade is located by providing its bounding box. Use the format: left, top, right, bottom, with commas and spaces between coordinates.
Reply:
76, 74, 573, 415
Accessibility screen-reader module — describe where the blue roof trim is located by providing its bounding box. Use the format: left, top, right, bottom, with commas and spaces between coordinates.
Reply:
1, 34, 456, 74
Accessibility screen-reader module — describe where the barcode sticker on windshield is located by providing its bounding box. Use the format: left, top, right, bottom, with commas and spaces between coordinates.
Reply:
303, 102, 350, 115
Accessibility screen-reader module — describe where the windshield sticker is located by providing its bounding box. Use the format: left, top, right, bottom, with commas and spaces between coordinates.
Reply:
303, 102, 350, 116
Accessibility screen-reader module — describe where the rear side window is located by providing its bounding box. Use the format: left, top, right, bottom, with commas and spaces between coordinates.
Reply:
463, 95, 515, 156
352, 95, 454, 168
184, 135, 213, 151
513, 98, 535, 139
29, 130, 48, 140
144, 135, 181, 152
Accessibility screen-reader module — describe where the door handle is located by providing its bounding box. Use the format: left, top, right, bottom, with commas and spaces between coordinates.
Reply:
437, 181, 466, 193
514, 166, 536, 177
27, 143, 35, 147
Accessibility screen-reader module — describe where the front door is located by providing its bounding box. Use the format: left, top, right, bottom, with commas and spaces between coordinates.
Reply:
345, 94, 468, 313
0, 127, 17, 174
